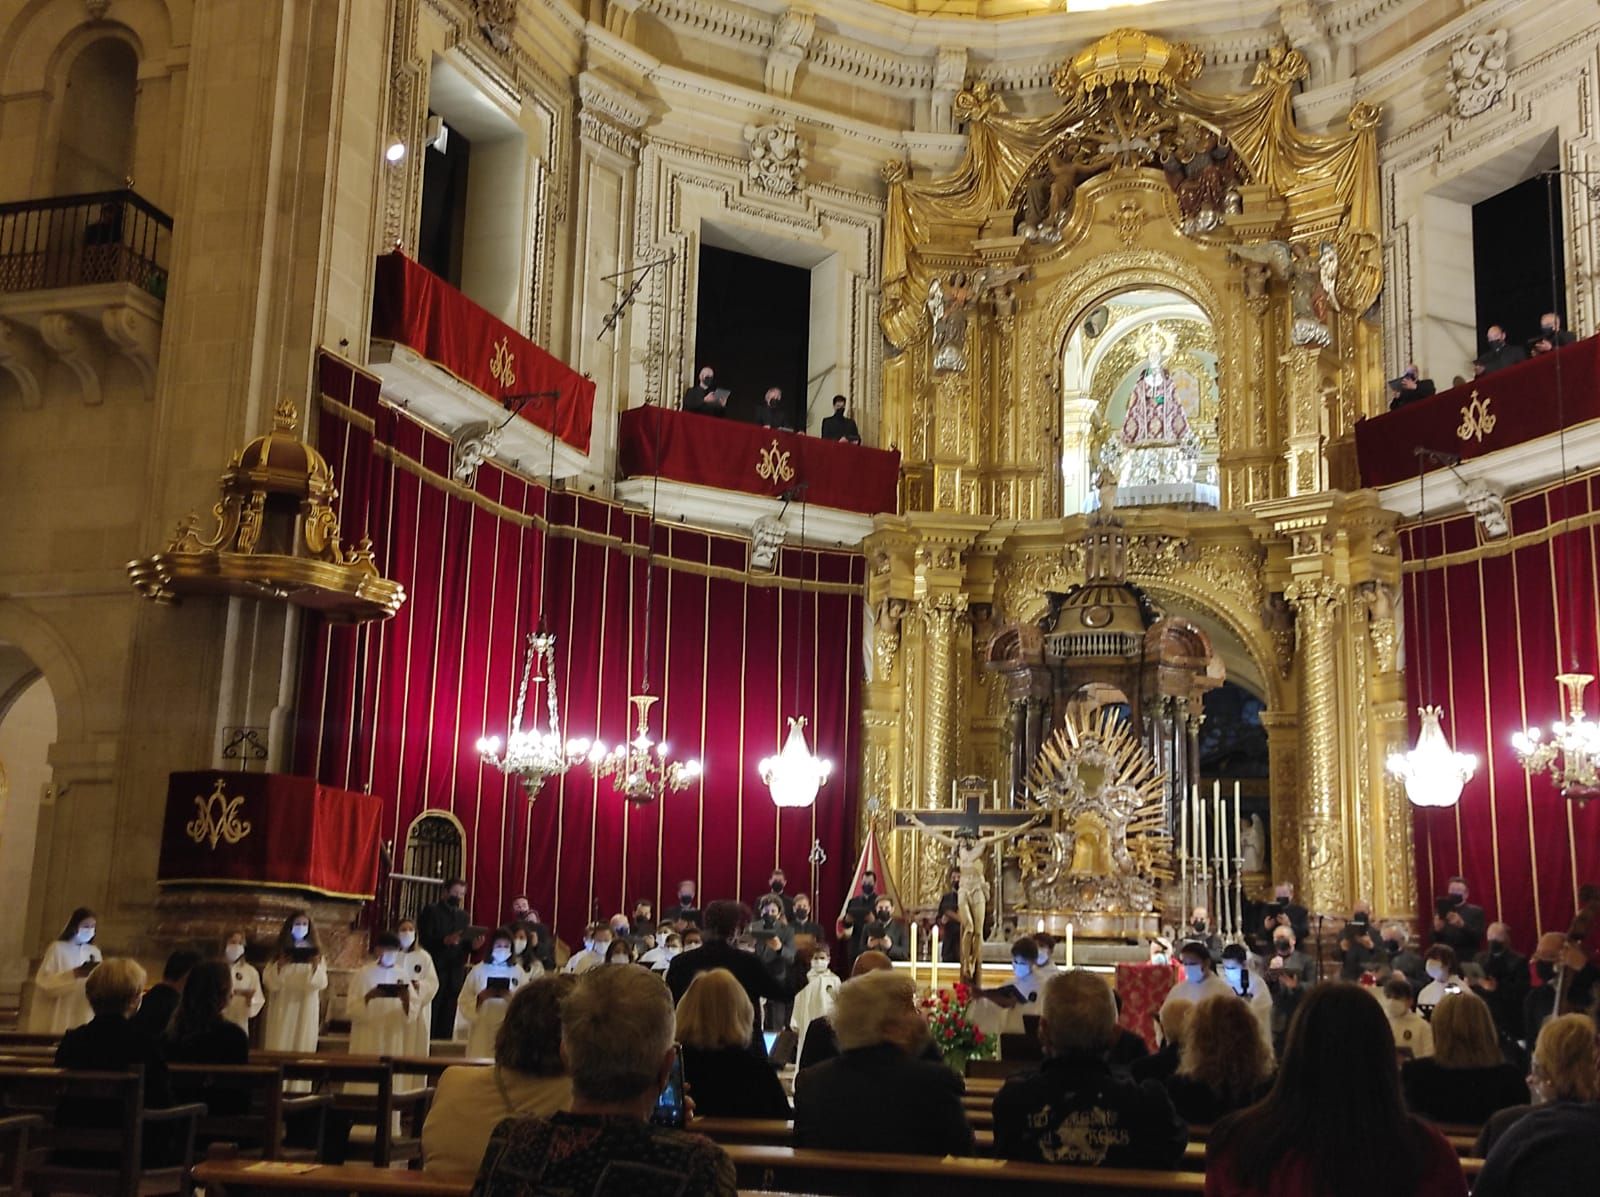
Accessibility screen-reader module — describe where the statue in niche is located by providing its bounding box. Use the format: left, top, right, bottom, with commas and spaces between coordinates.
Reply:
1227, 240, 1337, 347
1241, 813, 1267, 873
1161, 125, 1243, 236
1068, 811, 1114, 877
927, 272, 974, 372
1120, 335, 1191, 446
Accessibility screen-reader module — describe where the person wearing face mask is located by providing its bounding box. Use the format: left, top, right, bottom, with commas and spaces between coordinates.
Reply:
262, 911, 329, 1053
1521, 931, 1570, 1045
753, 897, 797, 1030
788, 894, 824, 942
30, 906, 103, 1033
1475, 323, 1527, 374
1527, 312, 1576, 356
392, 918, 440, 1064
459, 928, 530, 1058
348, 931, 414, 1058
604, 938, 637, 967
790, 948, 841, 1062
1218, 944, 1274, 1048
1264, 928, 1315, 1051
638, 931, 683, 973
820, 394, 862, 444
419, 878, 484, 1040
629, 899, 656, 939
1431, 875, 1485, 954
664, 879, 701, 929
1474, 922, 1529, 1042
841, 871, 882, 962
565, 922, 612, 975
1415, 943, 1468, 1012
1255, 882, 1309, 948
750, 869, 794, 922
1186, 908, 1222, 959
1382, 975, 1434, 1060
1337, 905, 1386, 982
220, 930, 266, 1033
605, 913, 635, 952
681, 365, 728, 417
1384, 922, 1428, 993
1163, 942, 1234, 1018
864, 897, 908, 962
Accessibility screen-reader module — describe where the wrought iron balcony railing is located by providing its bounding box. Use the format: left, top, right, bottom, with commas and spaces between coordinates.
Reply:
0, 188, 172, 299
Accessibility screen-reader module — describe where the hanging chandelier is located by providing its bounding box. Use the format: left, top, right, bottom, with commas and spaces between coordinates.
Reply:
1386, 447, 1476, 808
761, 716, 832, 808
1513, 673, 1600, 801
476, 630, 583, 800
569, 694, 701, 805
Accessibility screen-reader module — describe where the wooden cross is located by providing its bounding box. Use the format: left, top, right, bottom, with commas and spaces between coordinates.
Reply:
891, 775, 1051, 838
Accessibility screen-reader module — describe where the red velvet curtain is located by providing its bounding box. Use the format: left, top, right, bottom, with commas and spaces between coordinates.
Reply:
1400, 472, 1600, 949
303, 354, 863, 947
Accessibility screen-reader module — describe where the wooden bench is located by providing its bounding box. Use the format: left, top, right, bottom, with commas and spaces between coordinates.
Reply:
0, 1032, 59, 1059
168, 1063, 332, 1161
691, 1117, 996, 1155
252, 1054, 432, 1168
0, 1114, 43, 1197
0, 1066, 205, 1197
191, 1160, 474, 1196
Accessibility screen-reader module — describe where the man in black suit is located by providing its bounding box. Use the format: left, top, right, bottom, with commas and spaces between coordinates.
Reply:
681, 366, 727, 416
794, 969, 973, 1156
665, 900, 792, 1050
1387, 365, 1437, 409
418, 877, 482, 1038
820, 394, 861, 443
1534, 312, 1577, 352
1256, 881, 1309, 947
664, 878, 701, 928
841, 870, 881, 962
1476, 324, 1527, 374
1432, 874, 1486, 954
751, 868, 794, 921
788, 893, 825, 943
1475, 921, 1529, 1041
755, 387, 794, 431
992, 970, 1187, 1168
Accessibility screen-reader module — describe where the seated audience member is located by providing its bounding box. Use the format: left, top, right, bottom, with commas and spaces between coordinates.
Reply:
674, 968, 791, 1119
1107, 988, 1153, 1072
473, 966, 736, 1196
423, 974, 577, 1175
638, 931, 682, 973
755, 387, 793, 431
31, 906, 102, 1034
604, 937, 637, 968
167, 959, 251, 1121
1219, 943, 1274, 1047
55, 958, 176, 1166
820, 394, 862, 443
1476, 325, 1527, 375
666, 901, 792, 1051
1416, 944, 1466, 1012
1387, 365, 1437, 409
993, 970, 1187, 1168
1165, 940, 1234, 1012
128, 948, 202, 1039
1382, 975, 1434, 1060
1474, 1013, 1600, 1183
1401, 991, 1529, 1124
1132, 999, 1192, 1083
1206, 983, 1466, 1197
794, 969, 973, 1156
1166, 994, 1274, 1125
681, 366, 728, 417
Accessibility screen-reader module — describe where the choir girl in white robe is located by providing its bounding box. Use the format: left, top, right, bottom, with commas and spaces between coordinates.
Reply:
222, 929, 265, 1033
262, 911, 328, 1057
456, 928, 529, 1059
395, 918, 440, 1059
347, 931, 412, 1057
29, 906, 102, 1033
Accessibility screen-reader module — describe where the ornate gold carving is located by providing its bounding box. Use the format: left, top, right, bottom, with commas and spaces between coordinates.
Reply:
1285, 577, 1347, 911
1114, 200, 1151, 246
1457, 390, 1496, 443
187, 778, 253, 849
489, 336, 517, 389
756, 440, 796, 483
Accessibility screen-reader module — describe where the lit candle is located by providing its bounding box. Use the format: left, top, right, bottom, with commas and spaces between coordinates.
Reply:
1065, 923, 1074, 969
1233, 780, 1243, 867
910, 920, 919, 984
1036, 917, 1045, 935
931, 923, 940, 992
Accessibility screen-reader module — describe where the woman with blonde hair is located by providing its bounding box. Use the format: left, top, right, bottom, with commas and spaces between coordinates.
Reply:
1474, 1013, 1600, 1169
675, 968, 790, 1118
1166, 994, 1275, 1124
1401, 991, 1528, 1124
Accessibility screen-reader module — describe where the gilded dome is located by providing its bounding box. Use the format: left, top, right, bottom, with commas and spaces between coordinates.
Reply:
224, 396, 336, 502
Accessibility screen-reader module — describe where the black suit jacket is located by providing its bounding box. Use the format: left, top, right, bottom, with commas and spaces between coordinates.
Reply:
820, 413, 861, 443
1478, 343, 1527, 374
417, 900, 470, 978
55, 1013, 176, 1164
128, 982, 182, 1040
666, 940, 791, 1022
681, 385, 726, 417
795, 1042, 973, 1156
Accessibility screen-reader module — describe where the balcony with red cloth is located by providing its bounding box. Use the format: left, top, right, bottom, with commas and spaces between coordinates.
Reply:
616, 406, 901, 544
367, 251, 596, 478
1356, 334, 1600, 515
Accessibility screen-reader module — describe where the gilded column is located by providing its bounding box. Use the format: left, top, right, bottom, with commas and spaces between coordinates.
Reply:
1281, 346, 1335, 496
917, 592, 967, 905
1285, 577, 1348, 914
1363, 581, 1415, 919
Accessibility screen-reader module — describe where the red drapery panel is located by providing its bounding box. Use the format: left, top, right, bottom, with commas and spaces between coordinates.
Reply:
157, 771, 383, 900
304, 353, 864, 948
1401, 472, 1600, 950
370, 251, 596, 453
618, 406, 901, 516
1356, 337, 1600, 487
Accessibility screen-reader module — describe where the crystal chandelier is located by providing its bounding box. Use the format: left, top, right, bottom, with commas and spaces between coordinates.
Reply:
476, 630, 582, 800
1387, 448, 1476, 808
760, 717, 832, 809
569, 694, 701, 806
1513, 673, 1600, 801
1388, 705, 1477, 808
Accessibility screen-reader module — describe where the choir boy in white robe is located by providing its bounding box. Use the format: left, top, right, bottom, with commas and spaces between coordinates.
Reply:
395, 918, 440, 1059
348, 931, 413, 1057
222, 929, 265, 1033
457, 928, 529, 1059
262, 910, 329, 1066
30, 906, 102, 1033
790, 948, 841, 1062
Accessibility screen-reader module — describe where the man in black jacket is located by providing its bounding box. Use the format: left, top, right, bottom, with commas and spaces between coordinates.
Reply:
820, 394, 862, 443
681, 366, 727, 416
992, 970, 1187, 1169
1476, 922, 1529, 1041
1432, 875, 1486, 954
1476, 324, 1527, 374
418, 878, 481, 1038
665, 900, 792, 1050
794, 969, 973, 1156
841, 871, 881, 962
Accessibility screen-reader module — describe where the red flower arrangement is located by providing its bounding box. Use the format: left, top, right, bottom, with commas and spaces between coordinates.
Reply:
921, 981, 996, 1072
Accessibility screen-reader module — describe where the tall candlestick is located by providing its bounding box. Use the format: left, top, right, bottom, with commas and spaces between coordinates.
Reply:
1233, 780, 1244, 938
910, 920, 920, 985
931, 924, 940, 993
1065, 923, 1074, 969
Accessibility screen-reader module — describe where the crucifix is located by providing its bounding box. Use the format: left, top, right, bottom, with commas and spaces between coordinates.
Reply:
894, 776, 1045, 983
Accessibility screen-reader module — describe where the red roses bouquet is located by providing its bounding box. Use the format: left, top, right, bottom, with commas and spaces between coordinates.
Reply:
922, 981, 996, 1073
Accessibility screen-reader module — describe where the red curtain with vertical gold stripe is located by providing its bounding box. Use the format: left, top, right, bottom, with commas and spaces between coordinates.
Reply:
1400, 472, 1600, 947
301, 354, 864, 946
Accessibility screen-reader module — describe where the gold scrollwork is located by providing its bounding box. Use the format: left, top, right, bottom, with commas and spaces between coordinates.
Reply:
756, 440, 796, 483
186, 778, 253, 850
489, 336, 517, 389
1457, 391, 1496, 443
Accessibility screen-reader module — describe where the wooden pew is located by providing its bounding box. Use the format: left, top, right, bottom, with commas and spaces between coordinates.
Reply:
191, 1160, 474, 1196
252, 1053, 432, 1168
723, 1144, 1205, 1196
0, 1066, 206, 1197
691, 1117, 996, 1155
168, 1063, 332, 1161
0, 1114, 43, 1197
0, 1032, 58, 1060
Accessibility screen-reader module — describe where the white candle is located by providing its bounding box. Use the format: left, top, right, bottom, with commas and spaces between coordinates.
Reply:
1065, 923, 1074, 969
1234, 780, 1243, 865
1036, 917, 1045, 934
910, 920, 919, 984
931, 924, 940, 992
1199, 782, 1207, 878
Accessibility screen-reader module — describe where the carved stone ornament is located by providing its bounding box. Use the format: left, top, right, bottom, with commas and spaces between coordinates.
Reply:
451, 421, 504, 487
1462, 478, 1510, 539
750, 514, 786, 573
744, 120, 809, 195
1446, 29, 1509, 119
472, 0, 518, 53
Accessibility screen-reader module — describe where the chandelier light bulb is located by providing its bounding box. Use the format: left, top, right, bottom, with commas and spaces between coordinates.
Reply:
760, 717, 833, 809
1387, 705, 1477, 809
584, 695, 702, 805
1514, 672, 1600, 801
385, 140, 407, 162
476, 632, 584, 801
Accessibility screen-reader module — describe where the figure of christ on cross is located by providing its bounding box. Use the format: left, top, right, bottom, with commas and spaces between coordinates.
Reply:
896, 789, 1043, 984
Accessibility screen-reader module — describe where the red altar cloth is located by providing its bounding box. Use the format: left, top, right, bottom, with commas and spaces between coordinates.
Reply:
370, 251, 595, 453
157, 771, 383, 900
1115, 960, 1179, 1051
1356, 336, 1600, 487
618, 406, 900, 516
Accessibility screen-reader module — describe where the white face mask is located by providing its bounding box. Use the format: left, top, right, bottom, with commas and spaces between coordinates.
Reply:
1426, 962, 1447, 981
811, 957, 830, 973
1385, 998, 1411, 1018
1013, 961, 1032, 978
75, 927, 95, 945
491, 947, 511, 964
225, 944, 245, 963
398, 932, 416, 950
513, 938, 528, 952
608, 955, 629, 966
1183, 963, 1206, 984
379, 951, 398, 968
1223, 964, 1243, 988
290, 924, 309, 942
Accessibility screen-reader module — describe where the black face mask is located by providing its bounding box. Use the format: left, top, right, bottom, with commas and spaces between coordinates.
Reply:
863, 883, 875, 895
1192, 920, 1206, 932
1542, 325, 1557, 336
770, 880, 784, 894
1275, 942, 1292, 956
876, 910, 892, 922
795, 908, 810, 920
1536, 960, 1557, 981
1489, 335, 1505, 348
1352, 913, 1368, 925
1384, 938, 1403, 954
446, 895, 462, 907
679, 892, 694, 906
1489, 940, 1507, 955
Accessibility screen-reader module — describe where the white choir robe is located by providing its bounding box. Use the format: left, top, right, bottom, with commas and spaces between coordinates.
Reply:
224, 961, 266, 1033
30, 941, 101, 1033
262, 957, 329, 1052
790, 967, 841, 1062
396, 947, 441, 1059
347, 963, 413, 1057
457, 961, 530, 1059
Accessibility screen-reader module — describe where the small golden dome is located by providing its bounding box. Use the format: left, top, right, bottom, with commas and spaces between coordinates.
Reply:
224, 396, 336, 501
1053, 29, 1204, 99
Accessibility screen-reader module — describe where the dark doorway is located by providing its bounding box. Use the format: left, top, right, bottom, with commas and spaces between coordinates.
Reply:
692, 245, 810, 430
418, 116, 471, 287
1473, 174, 1566, 351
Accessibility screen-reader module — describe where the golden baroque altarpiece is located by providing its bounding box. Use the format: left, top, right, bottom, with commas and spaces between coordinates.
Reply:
862, 30, 1411, 923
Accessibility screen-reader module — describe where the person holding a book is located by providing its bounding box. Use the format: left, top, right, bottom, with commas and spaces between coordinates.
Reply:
262, 910, 329, 1055
458, 927, 531, 1058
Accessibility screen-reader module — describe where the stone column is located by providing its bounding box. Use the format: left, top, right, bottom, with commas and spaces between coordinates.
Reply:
1258, 710, 1299, 894
1285, 576, 1349, 914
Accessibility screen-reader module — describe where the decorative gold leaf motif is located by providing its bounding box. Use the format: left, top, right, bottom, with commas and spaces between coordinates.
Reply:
186, 778, 253, 850
489, 336, 517, 389
1457, 391, 1496, 444
755, 440, 795, 483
